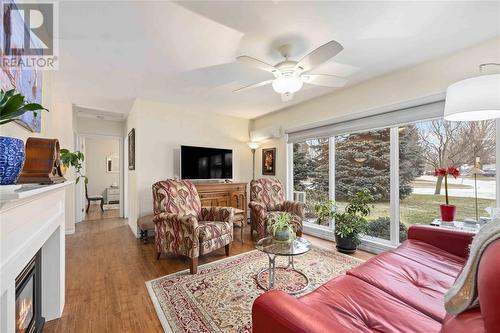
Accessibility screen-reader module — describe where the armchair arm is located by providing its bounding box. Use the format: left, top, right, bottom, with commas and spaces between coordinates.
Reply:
408, 225, 474, 259
154, 212, 199, 230
252, 290, 357, 333
281, 200, 305, 218
153, 212, 200, 258
201, 206, 235, 224
249, 201, 269, 239
249, 201, 268, 220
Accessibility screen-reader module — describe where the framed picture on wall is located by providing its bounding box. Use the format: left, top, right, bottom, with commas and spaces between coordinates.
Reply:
262, 148, 276, 176
128, 128, 135, 170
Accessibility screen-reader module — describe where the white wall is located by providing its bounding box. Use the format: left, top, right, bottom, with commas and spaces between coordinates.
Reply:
0, 71, 76, 233
84, 138, 120, 197
251, 37, 500, 187
125, 98, 253, 236
125, 101, 140, 235
76, 116, 124, 137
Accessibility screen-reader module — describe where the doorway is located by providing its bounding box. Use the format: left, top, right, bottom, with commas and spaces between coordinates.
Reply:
78, 135, 124, 222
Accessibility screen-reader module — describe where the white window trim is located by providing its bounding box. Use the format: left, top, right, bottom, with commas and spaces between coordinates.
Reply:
496, 119, 500, 208
390, 127, 400, 246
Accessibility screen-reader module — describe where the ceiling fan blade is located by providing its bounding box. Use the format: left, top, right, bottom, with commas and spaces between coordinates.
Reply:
281, 92, 294, 102
233, 79, 273, 92
296, 40, 344, 72
236, 56, 277, 73
302, 74, 347, 87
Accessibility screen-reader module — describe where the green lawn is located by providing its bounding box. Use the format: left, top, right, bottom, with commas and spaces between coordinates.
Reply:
336, 194, 494, 226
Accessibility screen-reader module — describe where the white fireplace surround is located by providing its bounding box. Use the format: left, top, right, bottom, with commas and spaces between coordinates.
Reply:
0, 182, 71, 333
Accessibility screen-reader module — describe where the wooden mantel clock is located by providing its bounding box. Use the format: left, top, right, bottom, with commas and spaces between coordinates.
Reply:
17, 138, 66, 184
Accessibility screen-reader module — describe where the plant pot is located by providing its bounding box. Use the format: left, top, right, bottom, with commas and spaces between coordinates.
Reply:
335, 234, 357, 254
0, 136, 25, 185
272, 228, 292, 243
440, 204, 456, 222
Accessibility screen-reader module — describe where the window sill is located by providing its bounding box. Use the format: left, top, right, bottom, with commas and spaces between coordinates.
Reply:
303, 223, 397, 254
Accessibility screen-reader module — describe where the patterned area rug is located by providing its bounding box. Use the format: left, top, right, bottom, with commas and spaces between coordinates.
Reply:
146, 246, 363, 333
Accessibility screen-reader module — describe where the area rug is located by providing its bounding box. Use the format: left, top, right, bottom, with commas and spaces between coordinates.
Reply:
146, 246, 363, 333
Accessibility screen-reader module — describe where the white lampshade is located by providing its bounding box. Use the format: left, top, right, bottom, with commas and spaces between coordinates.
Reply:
247, 141, 260, 150
272, 76, 303, 94
444, 74, 500, 121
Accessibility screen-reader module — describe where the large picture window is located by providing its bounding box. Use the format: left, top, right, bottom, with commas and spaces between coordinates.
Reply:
288, 103, 498, 248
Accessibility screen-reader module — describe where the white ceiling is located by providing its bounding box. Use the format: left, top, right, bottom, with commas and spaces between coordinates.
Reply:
55, 1, 500, 119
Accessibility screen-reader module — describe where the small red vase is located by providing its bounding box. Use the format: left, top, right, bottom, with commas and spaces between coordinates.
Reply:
440, 204, 456, 222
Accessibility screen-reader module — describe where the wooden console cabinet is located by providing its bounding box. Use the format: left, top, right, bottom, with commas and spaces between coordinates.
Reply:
194, 182, 247, 218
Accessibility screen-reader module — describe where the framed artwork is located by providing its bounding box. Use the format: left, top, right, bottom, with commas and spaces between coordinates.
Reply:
262, 148, 276, 176
1, 4, 43, 132
128, 129, 135, 170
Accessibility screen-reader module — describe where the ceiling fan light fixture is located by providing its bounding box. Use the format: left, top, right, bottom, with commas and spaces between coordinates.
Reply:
272, 76, 303, 94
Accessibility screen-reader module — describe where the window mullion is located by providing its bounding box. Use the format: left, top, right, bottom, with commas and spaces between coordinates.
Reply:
496, 119, 500, 208
329, 137, 335, 231
390, 127, 400, 245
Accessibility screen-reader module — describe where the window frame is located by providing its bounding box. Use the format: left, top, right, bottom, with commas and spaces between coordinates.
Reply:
287, 116, 500, 254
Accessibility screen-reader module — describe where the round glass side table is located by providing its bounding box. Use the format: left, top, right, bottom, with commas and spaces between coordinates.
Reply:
255, 237, 311, 295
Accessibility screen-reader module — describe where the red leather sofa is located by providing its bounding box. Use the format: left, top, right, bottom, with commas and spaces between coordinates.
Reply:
253, 225, 500, 333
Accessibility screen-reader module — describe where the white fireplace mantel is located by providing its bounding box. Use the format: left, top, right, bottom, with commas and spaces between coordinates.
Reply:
0, 182, 72, 333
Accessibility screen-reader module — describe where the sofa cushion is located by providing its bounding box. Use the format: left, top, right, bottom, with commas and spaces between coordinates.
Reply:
299, 275, 441, 333
347, 251, 456, 322
393, 239, 466, 277
198, 221, 231, 242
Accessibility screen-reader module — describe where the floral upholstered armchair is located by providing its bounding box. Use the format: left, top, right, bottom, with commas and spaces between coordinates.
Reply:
152, 179, 235, 274
249, 178, 305, 240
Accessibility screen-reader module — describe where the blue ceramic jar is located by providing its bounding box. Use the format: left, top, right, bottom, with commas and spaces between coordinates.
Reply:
0, 137, 25, 185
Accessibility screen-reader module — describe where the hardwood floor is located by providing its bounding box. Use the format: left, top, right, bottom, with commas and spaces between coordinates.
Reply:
85, 205, 121, 221
44, 217, 372, 333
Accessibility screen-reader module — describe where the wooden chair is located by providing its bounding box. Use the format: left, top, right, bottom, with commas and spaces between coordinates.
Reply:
85, 182, 104, 213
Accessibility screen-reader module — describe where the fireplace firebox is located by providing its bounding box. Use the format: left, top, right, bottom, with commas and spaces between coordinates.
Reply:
15, 250, 45, 333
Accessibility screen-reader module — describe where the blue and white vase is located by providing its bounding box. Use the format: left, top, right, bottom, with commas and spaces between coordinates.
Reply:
0, 137, 25, 185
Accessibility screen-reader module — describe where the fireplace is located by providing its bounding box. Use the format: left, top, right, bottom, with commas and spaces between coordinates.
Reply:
15, 250, 44, 333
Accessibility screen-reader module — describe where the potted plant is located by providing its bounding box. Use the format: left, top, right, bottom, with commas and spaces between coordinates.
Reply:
0, 88, 48, 185
334, 189, 374, 254
268, 212, 295, 243
435, 166, 460, 222
60, 149, 87, 184
314, 197, 336, 226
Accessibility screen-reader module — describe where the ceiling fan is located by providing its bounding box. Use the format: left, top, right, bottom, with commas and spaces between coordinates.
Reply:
234, 40, 347, 102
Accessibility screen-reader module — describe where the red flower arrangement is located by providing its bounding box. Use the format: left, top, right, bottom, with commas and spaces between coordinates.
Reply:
435, 166, 460, 222
434, 166, 460, 204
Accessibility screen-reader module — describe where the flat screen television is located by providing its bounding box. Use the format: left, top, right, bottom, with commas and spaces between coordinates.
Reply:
181, 145, 233, 180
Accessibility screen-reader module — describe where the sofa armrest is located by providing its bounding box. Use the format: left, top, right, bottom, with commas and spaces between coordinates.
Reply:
408, 225, 474, 259
252, 290, 352, 333
201, 206, 235, 224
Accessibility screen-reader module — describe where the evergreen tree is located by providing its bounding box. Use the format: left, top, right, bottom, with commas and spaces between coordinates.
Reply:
293, 143, 310, 191
399, 125, 425, 198
309, 138, 329, 195
335, 130, 391, 201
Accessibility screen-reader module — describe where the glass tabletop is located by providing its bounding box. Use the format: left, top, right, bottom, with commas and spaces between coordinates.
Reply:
255, 237, 312, 256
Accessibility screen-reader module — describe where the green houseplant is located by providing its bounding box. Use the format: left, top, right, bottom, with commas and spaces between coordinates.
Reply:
314, 198, 336, 226
267, 212, 295, 243
0, 88, 48, 125
0, 88, 49, 185
334, 189, 374, 253
60, 149, 87, 184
